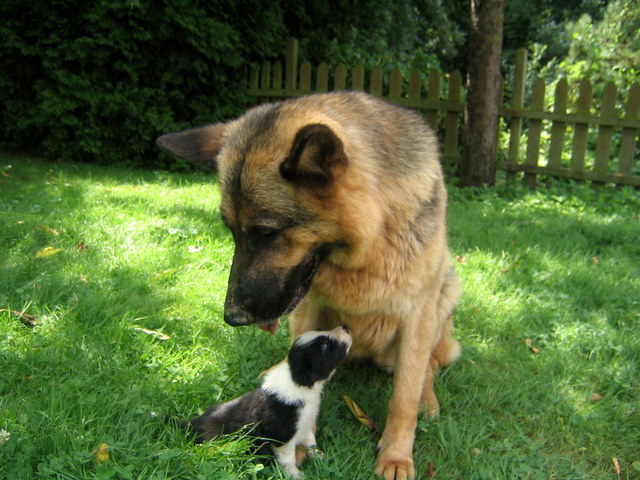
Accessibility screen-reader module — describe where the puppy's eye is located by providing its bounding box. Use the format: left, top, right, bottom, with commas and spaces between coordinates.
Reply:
320, 341, 330, 353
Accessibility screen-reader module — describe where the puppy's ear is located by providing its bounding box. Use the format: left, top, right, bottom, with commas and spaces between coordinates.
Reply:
156, 123, 227, 172
280, 124, 347, 189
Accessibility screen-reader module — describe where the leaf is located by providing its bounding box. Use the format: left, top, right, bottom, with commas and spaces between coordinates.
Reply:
428, 461, 437, 478
34, 225, 59, 236
92, 443, 110, 464
455, 255, 466, 264
0, 309, 38, 327
157, 448, 182, 461
525, 338, 540, 354
77, 242, 88, 251
343, 395, 378, 431
590, 393, 603, 403
35, 246, 63, 258
131, 327, 170, 341
153, 268, 178, 278
612, 457, 620, 477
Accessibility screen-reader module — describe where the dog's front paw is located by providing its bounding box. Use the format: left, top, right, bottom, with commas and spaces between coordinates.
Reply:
306, 445, 324, 460
374, 443, 415, 480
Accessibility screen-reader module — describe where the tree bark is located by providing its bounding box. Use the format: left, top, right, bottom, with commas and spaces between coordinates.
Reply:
460, 0, 505, 187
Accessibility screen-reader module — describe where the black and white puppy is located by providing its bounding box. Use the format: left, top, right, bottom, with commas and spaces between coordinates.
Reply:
185, 326, 352, 478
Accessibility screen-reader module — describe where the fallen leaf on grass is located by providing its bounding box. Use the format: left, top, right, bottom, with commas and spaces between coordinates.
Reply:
77, 242, 88, 251
612, 457, 621, 477
343, 395, 378, 431
592, 256, 600, 266
34, 225, 59, 236
0, 309, 38, 327
131, 326, 170, 341
92, 443, 110, 464
455, 255, 466, 264
525, 338, 540, 354
590, 393, 603, 403
428, 461, 437, 478
35, 246, 63, 258
153, 268, 178, 278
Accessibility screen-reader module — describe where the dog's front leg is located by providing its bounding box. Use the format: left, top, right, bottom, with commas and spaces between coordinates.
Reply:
273, 441, 302, 479
374, 301, 437, 480
288, 299, 330, 340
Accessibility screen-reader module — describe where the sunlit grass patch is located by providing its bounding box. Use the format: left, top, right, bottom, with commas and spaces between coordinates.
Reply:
1, 156, 638, 479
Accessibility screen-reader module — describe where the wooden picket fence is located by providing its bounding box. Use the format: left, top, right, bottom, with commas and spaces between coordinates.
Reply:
247, 38, 640, 188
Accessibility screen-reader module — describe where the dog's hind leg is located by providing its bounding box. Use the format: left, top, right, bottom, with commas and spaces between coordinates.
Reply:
420, 265, 462, 416
420, 307, 461, 417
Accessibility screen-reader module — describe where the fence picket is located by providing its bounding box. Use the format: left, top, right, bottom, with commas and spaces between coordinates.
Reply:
300, 61, 312, 91
594, 82, 617, 181
352, 65, 365, 91
370, 67, 383, 97
334, 64, 347, 91
285, 38, 298, 91
272, 61, 282, 90
408, 70, 421, 104
249, 65, 259, 91
443, 71, 462, 165
570, 80, 593, 173
524, 77, 546, 189
260, 61, 271, 90
507, 49, 527, 173
316, 63, 329, 92
246, 39, 640, 188
425, 71, 440, 131
618, 83, 640, 176
548, 79, 568, 169
389, 67, 402, 99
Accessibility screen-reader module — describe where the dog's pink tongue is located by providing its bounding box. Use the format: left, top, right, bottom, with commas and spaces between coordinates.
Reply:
258, 319, 279, 335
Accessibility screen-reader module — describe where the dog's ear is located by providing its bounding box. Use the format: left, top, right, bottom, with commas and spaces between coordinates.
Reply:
279, 124, 348, 189
156, 124, 227, 172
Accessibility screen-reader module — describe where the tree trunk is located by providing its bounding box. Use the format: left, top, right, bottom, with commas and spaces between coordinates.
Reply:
460, 0, 505, 187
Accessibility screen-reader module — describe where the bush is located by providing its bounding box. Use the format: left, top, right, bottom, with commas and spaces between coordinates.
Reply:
0, 0, 286, 169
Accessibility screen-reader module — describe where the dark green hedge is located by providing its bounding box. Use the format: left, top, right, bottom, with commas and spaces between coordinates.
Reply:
0, 1, 286, 169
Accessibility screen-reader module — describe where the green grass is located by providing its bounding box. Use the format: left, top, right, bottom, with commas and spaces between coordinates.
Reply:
1, 155, 638, 480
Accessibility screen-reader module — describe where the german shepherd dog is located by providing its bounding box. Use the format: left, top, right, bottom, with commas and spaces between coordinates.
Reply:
157, 92, 461, 480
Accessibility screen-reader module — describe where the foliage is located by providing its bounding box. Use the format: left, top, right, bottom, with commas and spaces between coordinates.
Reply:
1, 155, 639, 479
0, 0, 286, 169
539, 0, 640, 95
503, 0, 608, 66
285, 0, 464, 74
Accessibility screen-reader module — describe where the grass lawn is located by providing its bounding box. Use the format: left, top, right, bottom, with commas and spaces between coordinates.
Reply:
1, 154, 638, 480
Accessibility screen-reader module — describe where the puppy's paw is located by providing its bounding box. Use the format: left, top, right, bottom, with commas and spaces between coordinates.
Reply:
306, 445, 324, 460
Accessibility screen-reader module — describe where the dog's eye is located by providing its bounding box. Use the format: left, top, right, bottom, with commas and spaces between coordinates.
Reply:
320, 341, 330, 353
252, 226, 280, 238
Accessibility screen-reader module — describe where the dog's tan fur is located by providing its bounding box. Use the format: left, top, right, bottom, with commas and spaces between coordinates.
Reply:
157, 92, 461, 480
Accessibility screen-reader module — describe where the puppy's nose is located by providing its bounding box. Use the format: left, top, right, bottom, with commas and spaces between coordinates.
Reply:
341, 325, 350, 334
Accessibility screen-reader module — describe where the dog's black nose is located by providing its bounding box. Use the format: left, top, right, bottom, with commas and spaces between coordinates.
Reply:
341, 325, 350, 333
224, 311, 251, 327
